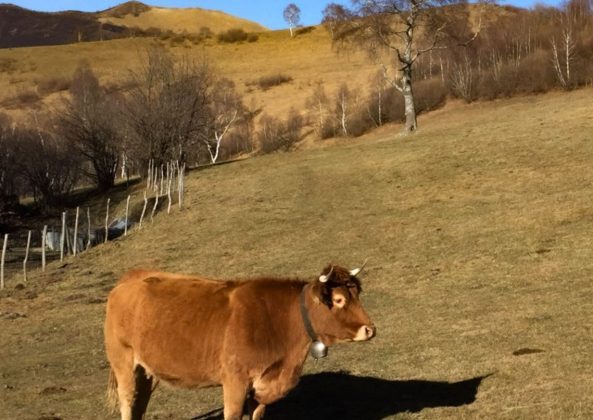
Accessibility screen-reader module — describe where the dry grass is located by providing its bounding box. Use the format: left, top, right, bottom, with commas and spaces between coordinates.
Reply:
0, 26, 374, 125
1, 88, 593, 418
98, 6, 266, 35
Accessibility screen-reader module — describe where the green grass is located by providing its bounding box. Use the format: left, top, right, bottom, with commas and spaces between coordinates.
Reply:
1, 88, 593, 419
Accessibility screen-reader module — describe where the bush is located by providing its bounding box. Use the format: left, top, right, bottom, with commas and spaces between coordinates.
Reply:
217, 28, 249, 43
36, 76, 71, 96
258, 109, 303, 154
18, 89, 41, 104
415, 79, 447, 114
515, 50, 556, 94
199, 27, 214, 39
382, 87, 405, 124
0, 58, 17, 73
250, 74, 293, 91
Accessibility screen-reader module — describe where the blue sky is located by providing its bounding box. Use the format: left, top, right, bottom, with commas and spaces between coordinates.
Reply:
10, 0, 561, 30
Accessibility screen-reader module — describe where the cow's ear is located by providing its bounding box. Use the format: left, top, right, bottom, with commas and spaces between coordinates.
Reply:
312, 281, 333, 308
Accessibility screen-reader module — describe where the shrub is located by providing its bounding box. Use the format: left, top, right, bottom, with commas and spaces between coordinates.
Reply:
199, 27, 214, 39
36, 76, 71, 96
0, 58, 17, 74
515, 49, 556, 94
381, 87, 405, 124
296, 26, 316, 36
15, 89, 41, 106
250, 74, 293, 91
258, 109, 303, 154
415, 79, 447, 114
217, 28, 249, 43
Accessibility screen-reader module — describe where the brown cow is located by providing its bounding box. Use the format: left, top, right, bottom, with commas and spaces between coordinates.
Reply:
104, 263, 375, 420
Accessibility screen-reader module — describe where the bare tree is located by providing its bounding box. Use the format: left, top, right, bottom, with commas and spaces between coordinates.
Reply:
283, 3, 301, 37
324, 0, 481, 134
126, 47, 213, 168
367, 71, 388, 127
0, 114, 20, 212
15, 127, 80, 208
58, 62, 122, 190
335, 83, 353, 136
258, 109, 303, 153
305, 82, 331, 138
551, 8, 578, 89
450, 51, 474, 101
203, 79, 246, 164
322, 3, 351, 38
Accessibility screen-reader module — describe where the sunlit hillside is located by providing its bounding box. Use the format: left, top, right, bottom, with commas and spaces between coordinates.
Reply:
98, 2, 267, 34
2, 88, 593, 418
0, 26, 375, 131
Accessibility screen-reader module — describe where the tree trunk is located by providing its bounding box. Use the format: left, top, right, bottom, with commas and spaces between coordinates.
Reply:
401, 67, 417, 133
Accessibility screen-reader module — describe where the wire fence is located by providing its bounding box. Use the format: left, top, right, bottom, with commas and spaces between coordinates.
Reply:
0, 161, 186, 290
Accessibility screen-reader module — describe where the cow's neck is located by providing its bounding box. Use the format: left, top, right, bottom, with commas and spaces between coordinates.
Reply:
300, 284, 328, 359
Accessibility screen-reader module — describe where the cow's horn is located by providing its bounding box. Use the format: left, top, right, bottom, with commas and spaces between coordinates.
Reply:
319, 265, 334, 283
349, 259, 369, 276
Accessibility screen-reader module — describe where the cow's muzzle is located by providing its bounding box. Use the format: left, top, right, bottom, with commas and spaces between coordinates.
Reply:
353, 324, 376, 341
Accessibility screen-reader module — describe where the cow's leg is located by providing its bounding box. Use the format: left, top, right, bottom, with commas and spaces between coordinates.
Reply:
248, 399, 266, 420
109, 350, 135, 420
131, 365, 154, 420
222, 378, 249, 420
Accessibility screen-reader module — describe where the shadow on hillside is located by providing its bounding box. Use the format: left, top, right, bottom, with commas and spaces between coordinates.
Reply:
192, 371, 489, 419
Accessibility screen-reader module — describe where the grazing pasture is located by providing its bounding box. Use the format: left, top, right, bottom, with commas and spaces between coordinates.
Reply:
1, 88, 593, 419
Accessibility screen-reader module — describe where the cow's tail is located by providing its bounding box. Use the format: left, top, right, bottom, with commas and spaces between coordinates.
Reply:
106, 369, 119, 414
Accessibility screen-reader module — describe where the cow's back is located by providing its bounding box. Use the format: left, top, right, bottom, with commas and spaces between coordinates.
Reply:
105, 270, 236, 387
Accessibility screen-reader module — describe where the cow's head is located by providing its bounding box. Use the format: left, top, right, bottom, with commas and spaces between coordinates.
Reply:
308, 263, 376, 345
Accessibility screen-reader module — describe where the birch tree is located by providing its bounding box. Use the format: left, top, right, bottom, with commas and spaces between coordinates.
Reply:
283, 3, 301, 37
305, 83, 331, 138
324, 0, 481, 134
551, 8, 578, 90
203, 79, 245, 164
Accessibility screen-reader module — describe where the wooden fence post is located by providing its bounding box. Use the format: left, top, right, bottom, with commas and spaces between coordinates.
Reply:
73, 207, 80, 256
60, 212, 66, 262
23, 230, 31, 282
1, 233, 7, 290
105, 198, 110, 244
139, 191, 148, 228
151, 190, 159, 222
147, 159, 152, 192
86, 207, 91, 250
42, 225, 47, 271
179, 163, 185, 209
167, 175, 172, 214
125, 195, 131, 236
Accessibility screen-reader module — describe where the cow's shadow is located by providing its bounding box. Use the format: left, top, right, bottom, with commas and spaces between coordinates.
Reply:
194, 371, 489, 419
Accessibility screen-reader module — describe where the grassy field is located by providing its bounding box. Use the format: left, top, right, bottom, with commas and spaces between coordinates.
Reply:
2, 87, 593, 419
0, 26, 373, 124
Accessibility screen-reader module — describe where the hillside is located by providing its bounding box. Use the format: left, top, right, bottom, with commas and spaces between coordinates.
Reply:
0, 26, 374, 128
0, 3, 130, 48
98, 1, 267, 34
1, 88, 593, 418
0, 1, 266, 48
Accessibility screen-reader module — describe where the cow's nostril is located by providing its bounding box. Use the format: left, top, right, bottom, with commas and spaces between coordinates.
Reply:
366, 325, 376, 338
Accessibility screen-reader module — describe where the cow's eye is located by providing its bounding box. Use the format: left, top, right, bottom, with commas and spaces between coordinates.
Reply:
333, 295, 346, 308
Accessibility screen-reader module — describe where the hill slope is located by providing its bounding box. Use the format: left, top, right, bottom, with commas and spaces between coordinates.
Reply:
0, 3, 130, 48
1, 88, 593, 418
0, 26, 374, 127
98, 1, 267, 34
0, 1, 266, 48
